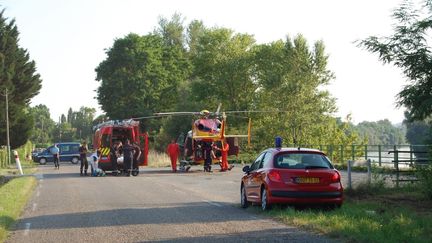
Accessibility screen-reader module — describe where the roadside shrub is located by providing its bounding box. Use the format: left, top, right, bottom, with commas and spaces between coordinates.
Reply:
415, 164, 432, 199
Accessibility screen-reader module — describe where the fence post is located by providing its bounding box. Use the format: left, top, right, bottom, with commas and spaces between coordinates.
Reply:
367, 159, 371, 185
13, 150, 23, 175
378, 145, 382, 167
409, 145, 413, 167
351, 145, 355, 161
365, 145, 368, 160
347, 160, 352, 189
340, 145, 344, 164
394, 145, 399, 188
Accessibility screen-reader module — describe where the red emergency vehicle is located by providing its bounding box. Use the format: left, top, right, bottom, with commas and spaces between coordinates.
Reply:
93, 119, 149, 174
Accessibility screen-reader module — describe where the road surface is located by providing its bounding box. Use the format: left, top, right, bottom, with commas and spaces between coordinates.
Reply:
5, 163, 357, 242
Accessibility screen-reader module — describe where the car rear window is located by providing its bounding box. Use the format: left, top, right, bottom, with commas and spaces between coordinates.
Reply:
274, 152, 333, 169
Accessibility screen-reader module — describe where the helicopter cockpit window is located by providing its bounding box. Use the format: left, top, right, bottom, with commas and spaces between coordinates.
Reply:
196, 119, 219, 132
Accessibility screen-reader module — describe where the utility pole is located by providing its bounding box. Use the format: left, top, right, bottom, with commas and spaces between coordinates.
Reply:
5, 88, 11, 166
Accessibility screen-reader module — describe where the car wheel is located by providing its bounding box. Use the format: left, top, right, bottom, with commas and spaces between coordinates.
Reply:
39, 158, 47, 165
261, 187, 271, 211
241, 185, 249, 208
71, 157, 79, 164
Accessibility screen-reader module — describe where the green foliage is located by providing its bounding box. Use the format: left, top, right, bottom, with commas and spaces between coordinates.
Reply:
359, 0, 432, 120
47, 106, 95, 143
95, 33, 191, 122
356, 119, 406, 145
268, 200, 432, 243
190, 27, 256, 114
415, 164, 432, 199
0, 176, 37, 242
94, 15, 369, 152
0, 9, 42, 149
28, 104, 56, 145
68, 106, 96, 142
404, 115, 432, 144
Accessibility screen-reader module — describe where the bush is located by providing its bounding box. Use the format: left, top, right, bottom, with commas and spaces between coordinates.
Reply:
415, 164, 432, 199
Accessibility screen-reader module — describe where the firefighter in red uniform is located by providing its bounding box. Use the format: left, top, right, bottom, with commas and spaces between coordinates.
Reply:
214, 140, 232, 171
166, 139, 180, 172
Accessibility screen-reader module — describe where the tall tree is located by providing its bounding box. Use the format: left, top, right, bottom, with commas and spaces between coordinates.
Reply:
70, 106, 96, 142
29, 104, 56, 146
95, 33, 191, 122
190, 27, 257, 114
154, 13, 185, 48
359, 0, 432, 120
0, 9, 42, 148
252, 35, 337, 147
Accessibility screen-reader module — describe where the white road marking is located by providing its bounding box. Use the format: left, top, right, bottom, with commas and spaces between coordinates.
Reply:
24, 223, 31, 235
203, 200, 223, 207
32, 203, 37, 211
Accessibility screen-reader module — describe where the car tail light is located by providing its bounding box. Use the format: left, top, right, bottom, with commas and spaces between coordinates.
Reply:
331, 171, 341, 183
268, 170, 282, 182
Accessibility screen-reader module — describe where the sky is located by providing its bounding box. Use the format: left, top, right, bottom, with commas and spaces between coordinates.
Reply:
1, 0, 411, 124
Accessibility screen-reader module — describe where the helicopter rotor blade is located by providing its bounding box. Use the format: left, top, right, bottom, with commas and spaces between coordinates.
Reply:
154, 112, 199, 116
215, 103, 222, 116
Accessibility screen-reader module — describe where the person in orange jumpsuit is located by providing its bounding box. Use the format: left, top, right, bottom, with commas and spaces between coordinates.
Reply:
215, 140, 232, 171
166, 139, 180, 172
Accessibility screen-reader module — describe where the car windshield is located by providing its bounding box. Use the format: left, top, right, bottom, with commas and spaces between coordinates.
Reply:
274, 152, 333, 169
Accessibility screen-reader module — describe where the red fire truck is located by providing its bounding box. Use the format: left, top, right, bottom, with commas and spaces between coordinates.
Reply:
93, 119, 148, 175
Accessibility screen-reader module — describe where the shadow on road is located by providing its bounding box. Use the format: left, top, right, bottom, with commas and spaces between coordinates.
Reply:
154, 228, 328, 243
15, 202, 256, 230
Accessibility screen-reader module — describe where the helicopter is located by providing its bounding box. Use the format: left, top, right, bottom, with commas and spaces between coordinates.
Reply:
153, 104, 251, 172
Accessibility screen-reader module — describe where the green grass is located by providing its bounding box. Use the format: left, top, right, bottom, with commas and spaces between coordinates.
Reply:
0, 176, 37, 243
0, 160, 38, 176
261, 186, 432, 243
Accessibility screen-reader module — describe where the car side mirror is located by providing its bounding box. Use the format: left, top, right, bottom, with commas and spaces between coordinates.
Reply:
242, 165, 250, 173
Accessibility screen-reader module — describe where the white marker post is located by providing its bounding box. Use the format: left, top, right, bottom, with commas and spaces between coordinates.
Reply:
13, 150, 24, 175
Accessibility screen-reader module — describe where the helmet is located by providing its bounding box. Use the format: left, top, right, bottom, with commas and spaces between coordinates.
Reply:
200, 110, 210, 116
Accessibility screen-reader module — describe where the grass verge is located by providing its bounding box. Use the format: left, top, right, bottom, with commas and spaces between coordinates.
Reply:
261, 185, 432, 243
0, 176, 37, 243
147, 149, 171, 168
0, 160, 38, 176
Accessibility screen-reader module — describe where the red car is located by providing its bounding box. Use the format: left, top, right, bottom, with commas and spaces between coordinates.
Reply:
241, 147, 343, 210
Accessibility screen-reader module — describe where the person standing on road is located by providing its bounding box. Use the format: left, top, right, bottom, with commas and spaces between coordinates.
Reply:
132, 142, 141, 173
110, 142, 119, 175
214, 140, 233, 171
122, 139, 135, 176
50, 144, 60, 169
166, 139, 180, 172
79, 141, 89, 176
203, 141, 214, 172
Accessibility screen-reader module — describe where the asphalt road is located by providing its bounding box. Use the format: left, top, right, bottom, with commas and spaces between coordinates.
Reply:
5, 162, 364, 243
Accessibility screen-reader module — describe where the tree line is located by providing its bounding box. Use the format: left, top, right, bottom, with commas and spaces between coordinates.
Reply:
28, 105, 97, 147
94, 14, 366, 151
2, 2, 432, 152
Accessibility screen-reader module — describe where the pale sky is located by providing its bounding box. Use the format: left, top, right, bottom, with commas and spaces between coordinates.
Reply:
1, 0, 410, 124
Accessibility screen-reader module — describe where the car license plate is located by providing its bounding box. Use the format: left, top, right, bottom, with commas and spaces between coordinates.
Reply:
296, 177, 320, 184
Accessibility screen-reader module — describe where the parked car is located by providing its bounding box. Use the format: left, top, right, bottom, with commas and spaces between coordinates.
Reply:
240, 147, 343, 210
33, 142, 81, 165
